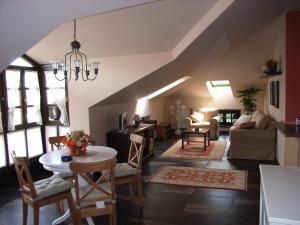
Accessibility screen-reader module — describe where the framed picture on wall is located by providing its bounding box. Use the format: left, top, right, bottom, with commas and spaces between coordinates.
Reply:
270, 82, 274, 105
274, 81, 279, 108
270, 81, 279, 108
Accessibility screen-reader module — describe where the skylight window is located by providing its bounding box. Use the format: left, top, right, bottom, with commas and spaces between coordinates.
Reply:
206, 80, 233, 98
10, 57, 33, 67
147, 76, 191, 100
210, 80, 230, 87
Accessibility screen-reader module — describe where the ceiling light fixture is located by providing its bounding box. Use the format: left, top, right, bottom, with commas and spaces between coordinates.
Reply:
51, 19, 99, 81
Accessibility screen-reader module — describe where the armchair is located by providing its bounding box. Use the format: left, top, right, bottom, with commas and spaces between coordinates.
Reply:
183, 109, 220, 140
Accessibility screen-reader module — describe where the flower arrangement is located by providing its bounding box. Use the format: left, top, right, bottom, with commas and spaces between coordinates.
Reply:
62, 130, 93, 156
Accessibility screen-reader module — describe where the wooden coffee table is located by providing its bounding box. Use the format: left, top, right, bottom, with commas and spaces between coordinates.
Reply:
181, 128, 210, 150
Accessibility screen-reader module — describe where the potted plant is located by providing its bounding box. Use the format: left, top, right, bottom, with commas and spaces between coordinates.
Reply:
62, 130, 93, 156
236, 87, 261, 115
265, 59, 278, 74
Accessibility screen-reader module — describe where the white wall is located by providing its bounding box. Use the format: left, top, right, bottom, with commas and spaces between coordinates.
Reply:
68, 52, 172, 132
89, 97, 167, 145
167, 91, 265, 117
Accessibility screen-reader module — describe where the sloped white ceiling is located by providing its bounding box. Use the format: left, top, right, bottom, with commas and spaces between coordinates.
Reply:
27, 0, 219, 64
0, 0, 157, 71
95, 0, 300, 106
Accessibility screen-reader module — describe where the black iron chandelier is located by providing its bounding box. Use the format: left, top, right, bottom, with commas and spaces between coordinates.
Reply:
51, 19, 99, 81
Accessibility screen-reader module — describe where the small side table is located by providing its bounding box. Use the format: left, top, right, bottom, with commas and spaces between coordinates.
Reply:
157, 122, 171, 140
181, 128, 210, 150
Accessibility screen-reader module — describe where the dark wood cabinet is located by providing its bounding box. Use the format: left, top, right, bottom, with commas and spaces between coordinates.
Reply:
106, 124, 155, 163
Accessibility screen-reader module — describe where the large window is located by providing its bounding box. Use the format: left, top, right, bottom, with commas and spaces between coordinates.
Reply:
0, 56, 69, 167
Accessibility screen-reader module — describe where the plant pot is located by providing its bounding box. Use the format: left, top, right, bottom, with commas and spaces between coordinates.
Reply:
267, 65, 277, 74
68, 145, 87, 156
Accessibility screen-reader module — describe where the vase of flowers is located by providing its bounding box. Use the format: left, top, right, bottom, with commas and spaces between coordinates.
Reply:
62, 130, 93, 156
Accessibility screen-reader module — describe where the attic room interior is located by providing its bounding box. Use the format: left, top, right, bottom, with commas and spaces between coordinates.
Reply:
1, 0, 300, 225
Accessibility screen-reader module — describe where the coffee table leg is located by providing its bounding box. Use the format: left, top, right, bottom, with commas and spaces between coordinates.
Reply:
208, 130, 210, 147
204, 133, 206, 151
182, 132, 184, 149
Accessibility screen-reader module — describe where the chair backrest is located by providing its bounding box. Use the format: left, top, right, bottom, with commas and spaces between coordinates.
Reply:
48, 136, 65, 151
70, 158, 117, 208
128, 134, 144, 170
11, 151, 37, 198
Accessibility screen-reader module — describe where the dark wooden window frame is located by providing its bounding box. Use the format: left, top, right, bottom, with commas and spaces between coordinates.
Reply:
0, 55, 69, 170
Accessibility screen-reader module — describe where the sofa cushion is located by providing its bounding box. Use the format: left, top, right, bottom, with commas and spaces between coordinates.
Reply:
251, 111, 269, 129
190, 110, 205, 123
203, 110, 218, 122
234, 115, 253, 125
237, 121, 256, 129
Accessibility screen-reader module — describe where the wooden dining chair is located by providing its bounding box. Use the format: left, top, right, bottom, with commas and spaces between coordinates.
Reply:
11, 151, 77, 225
48, 135, 65, 151
115, 133, 145, 203
70, 158, 117, 225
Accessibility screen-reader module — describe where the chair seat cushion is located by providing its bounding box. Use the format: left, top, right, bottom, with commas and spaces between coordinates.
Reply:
115, 163, 137, 178
33, 174, 73, 200
72, 182, 112, 208
190, 121, 210, 127
57, 171, 74, 179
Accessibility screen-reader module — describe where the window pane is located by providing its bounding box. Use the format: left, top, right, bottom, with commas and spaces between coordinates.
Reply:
210, 80, 230, 87
27, 107, 37, 124
10, 57, 33, 67
14, 108, 22, 125
46, 89, 65, 104
25, 71, 39, 88
26, 89, 40, 105
6, 70, 20, 88
7, 89, 21, 107
27, 127, 43, 157
8, 130, 26, 164
45, 126, 57, 152
0, 135, 6, 167
59, 126, 70, 136
45, 71, 65, 88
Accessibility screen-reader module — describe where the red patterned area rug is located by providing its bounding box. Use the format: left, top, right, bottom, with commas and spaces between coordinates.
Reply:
160, 140, 226, 160
146, 166, 248, 191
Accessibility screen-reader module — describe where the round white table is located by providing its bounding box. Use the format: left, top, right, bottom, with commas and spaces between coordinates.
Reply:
39, 145, 117, 225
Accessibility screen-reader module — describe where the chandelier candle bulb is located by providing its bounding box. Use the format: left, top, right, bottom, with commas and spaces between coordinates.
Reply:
50, 19, 99, 81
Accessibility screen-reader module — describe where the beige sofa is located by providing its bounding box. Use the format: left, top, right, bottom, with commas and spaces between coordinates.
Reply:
229, 111, 276, 160
184, 109, 220, 140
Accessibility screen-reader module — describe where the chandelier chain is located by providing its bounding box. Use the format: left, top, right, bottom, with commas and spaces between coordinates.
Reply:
73, 19, 77, 41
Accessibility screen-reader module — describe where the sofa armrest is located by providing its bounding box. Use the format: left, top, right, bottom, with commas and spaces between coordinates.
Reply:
210, 115, 220, 123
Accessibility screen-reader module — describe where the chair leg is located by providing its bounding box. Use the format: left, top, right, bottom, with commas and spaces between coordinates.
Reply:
22, 199, 28, 225
109, 214, 113, 225
112, 205, 117, 225
137, 174, 144, 201
33, 206, 39, 225
55, 201, 63, 216
128, 182, 134, 199
66, 193, 77, 225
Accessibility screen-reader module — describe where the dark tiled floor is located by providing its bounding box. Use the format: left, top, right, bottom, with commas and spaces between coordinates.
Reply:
0, 135, 275, 225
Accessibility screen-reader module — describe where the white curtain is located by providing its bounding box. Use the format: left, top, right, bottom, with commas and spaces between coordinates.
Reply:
0, 112, 3, 133
32, 79, 42, 125
50, 88, 69, 125
7, 78, 20, 131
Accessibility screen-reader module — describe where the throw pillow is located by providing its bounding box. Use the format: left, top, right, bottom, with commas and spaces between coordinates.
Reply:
203, 110, 218, 122
234, 114, 253, 125
190, 110, 205, 123
250, 111, 269, 129
238, 121, 256, 129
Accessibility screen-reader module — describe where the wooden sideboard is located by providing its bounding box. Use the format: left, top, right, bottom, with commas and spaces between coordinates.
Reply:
106, 124, 155, 163
259, 165, 300, 225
